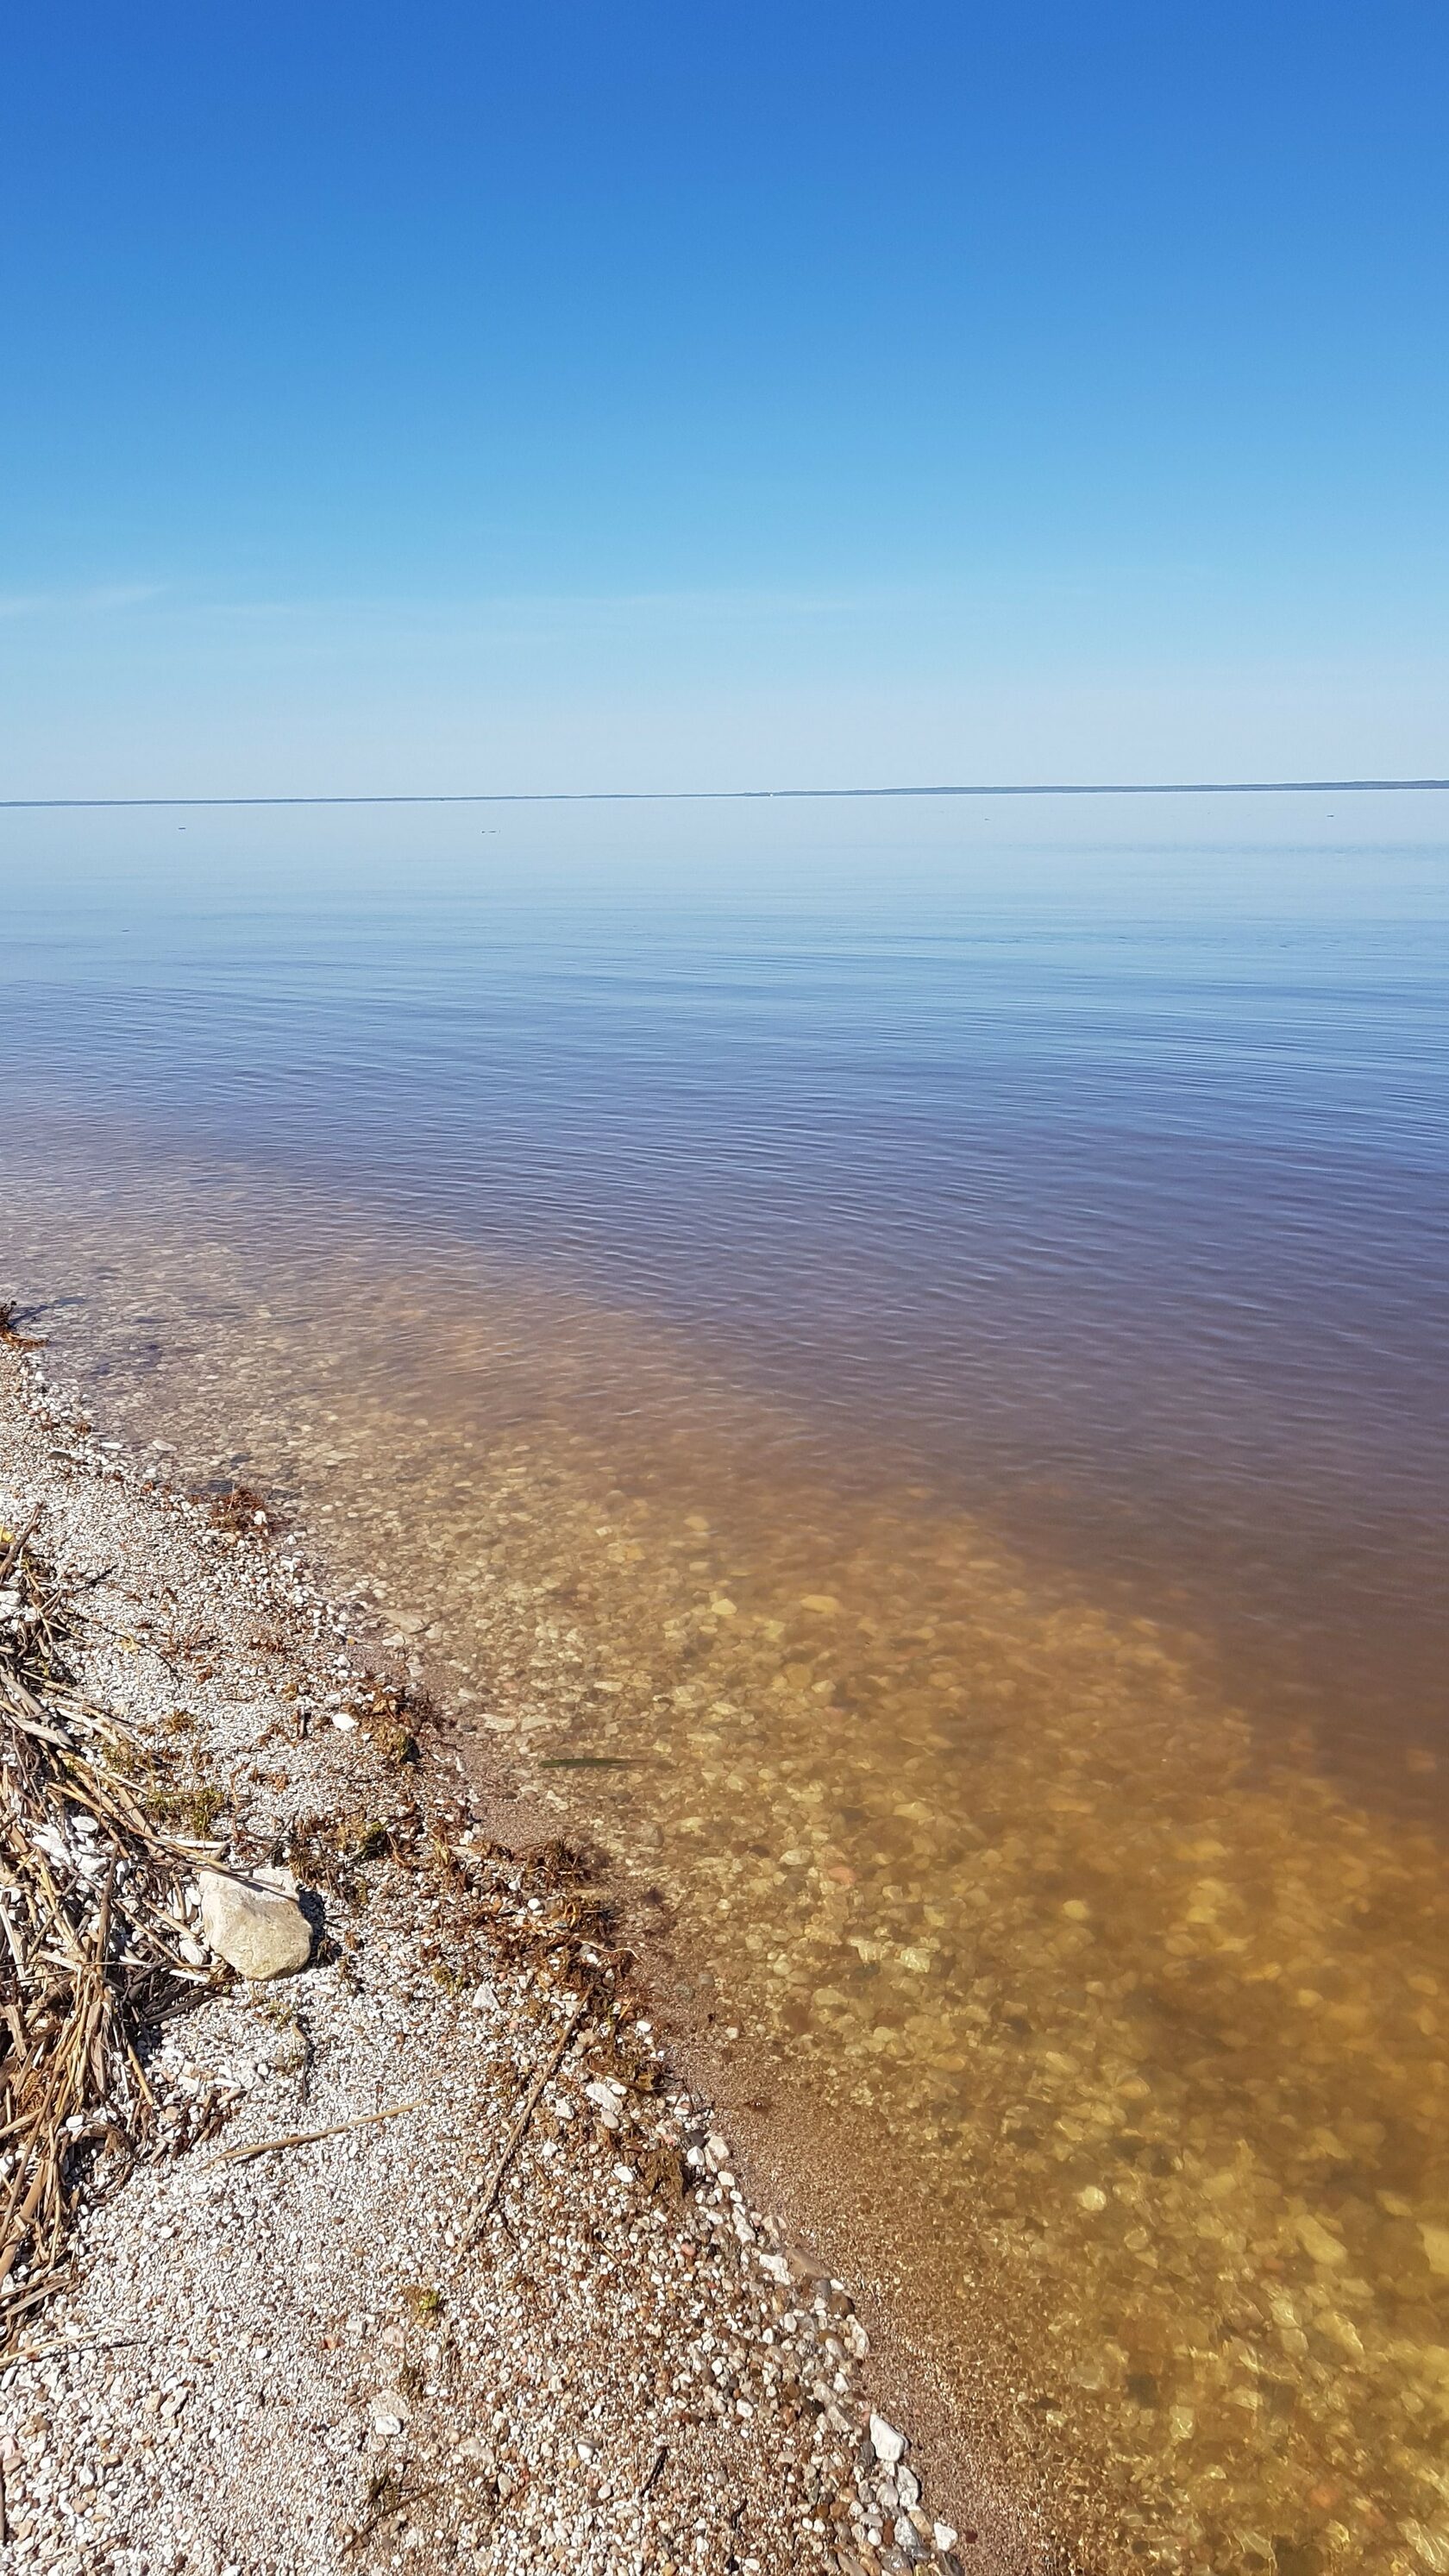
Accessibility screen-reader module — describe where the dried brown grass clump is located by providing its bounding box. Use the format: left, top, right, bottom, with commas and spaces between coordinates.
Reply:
285, 1806, 401, 1905
339, 1671, 421, 1771
0, 1305, 46, 1354
520, 1835, 605, 1894
0, 1517, 227, 2346
204, 1484, 273, 1537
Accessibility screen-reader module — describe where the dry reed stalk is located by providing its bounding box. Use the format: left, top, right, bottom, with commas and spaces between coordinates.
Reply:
0, 1514, 228, 2347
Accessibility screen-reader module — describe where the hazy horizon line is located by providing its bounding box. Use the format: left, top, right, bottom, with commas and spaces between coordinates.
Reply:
3, 776, 1447, 811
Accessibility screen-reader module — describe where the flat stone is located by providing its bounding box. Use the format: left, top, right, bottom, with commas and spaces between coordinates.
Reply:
1294, 2211, 1347, 2267
198, 1865, 312, 1980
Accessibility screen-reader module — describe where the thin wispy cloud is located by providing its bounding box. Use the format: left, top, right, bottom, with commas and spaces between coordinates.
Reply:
0, 583, 164, 620
191, 585, 864, 625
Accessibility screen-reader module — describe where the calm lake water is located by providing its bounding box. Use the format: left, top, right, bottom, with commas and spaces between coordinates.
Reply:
3, 791, 1447, 2572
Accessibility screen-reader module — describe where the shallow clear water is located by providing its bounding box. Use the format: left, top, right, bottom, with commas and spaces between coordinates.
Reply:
3, 792, 1448, 2569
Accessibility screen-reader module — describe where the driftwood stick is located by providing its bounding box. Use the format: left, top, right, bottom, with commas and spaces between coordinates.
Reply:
12, 2328, 147, 2363
201, 2099, 420, 2169
0, 1687, 72, 1750
463, 1999, 586, 2246
0, 2163, 48, 2299
0, 1514, 40, 1589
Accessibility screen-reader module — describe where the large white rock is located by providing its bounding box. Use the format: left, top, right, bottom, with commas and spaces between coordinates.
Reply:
869, 2412, 906, 2466
198, 1863, 312, 1980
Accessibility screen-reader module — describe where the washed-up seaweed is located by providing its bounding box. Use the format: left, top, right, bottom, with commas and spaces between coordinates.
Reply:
0, 1307, 46, 1354
0, 1516, 228, 2346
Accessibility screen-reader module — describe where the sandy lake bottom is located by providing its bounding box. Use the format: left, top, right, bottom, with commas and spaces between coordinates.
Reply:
5, 1166, 1448, 2576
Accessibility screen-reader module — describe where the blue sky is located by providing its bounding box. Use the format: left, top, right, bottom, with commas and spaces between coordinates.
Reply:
3, 3, 1446, 791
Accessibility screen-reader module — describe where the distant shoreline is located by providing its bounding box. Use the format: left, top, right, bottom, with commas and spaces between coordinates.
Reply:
3, 774, 1447, 810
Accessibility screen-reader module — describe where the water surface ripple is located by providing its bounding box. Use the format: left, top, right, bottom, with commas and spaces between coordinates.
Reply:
3, 793, 1447, 2572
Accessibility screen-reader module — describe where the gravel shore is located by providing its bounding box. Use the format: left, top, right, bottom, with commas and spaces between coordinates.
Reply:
0, 1347, 982, 2576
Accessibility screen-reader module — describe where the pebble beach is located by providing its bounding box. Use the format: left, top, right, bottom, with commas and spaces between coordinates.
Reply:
0, 1341, 1019, 2576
